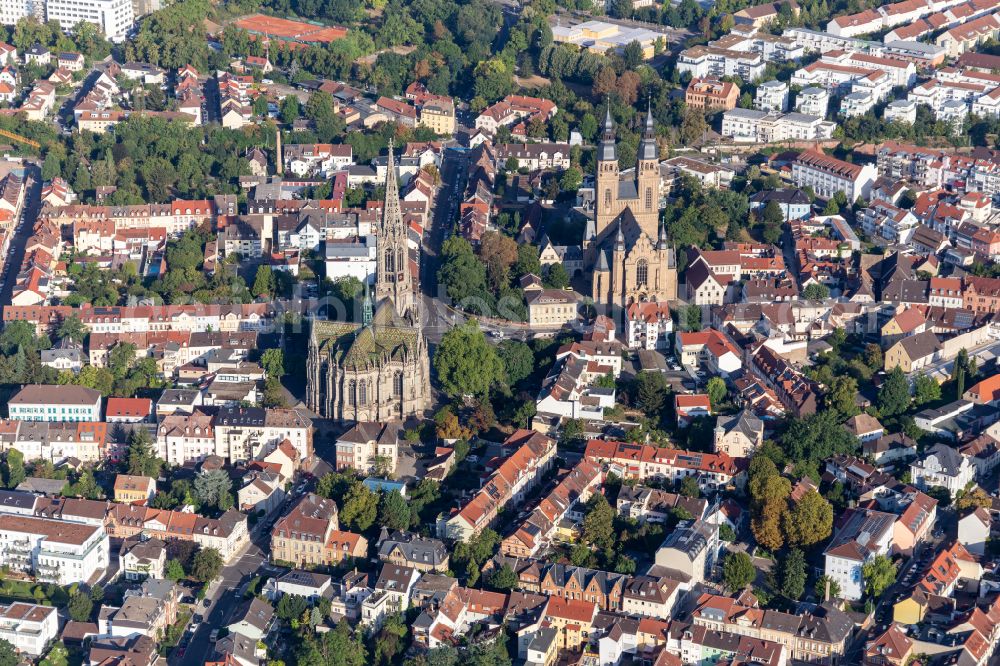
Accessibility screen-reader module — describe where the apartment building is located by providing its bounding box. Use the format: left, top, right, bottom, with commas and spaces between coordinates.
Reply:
334, 421, 400, 475
691, 593, 853, 664
271, 493, 367, 567
824, 508, 896, 600
685, 77, 740, 111
8, 385, 101, 423
0, 513, 109, 584
721, 109, 836, 142
791, 149, 878, 201
0, 603, 57, 655
755, 80, 789, 112
108, 504, 248, 562
113, 474, 156, 503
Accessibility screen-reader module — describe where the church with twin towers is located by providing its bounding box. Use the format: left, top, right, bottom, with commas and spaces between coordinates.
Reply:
585, 108, 678, 312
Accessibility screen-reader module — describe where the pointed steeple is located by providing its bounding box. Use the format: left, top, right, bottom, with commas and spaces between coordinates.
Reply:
598, 104, 617, 163
615, 224, 625, 252
639, 101, 658, 162
375, 138, 411, 315
362, 273, 373, 326
657, 221, 668, 250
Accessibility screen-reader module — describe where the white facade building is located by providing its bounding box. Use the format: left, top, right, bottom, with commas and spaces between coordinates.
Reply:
324, 236, 377, 286
791, 150, 878, 201
823, 508, 895, 601
0, 603, 57, 656
45, 0, 134, 41
795, 86, 830, 117
884, 99, 917, 124
0, 513, 109, 584
755, 80, 789, 113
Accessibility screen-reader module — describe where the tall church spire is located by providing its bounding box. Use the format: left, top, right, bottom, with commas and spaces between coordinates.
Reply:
375, 138, 411, 315
638, 103, 657, 162
598, 105, 617, 163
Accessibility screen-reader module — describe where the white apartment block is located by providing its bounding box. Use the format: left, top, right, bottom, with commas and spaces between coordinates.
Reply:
840, 91, 876, 117
795, 86, 830, 116
0, 603, 57, 656
791, 149, 878, 201
937, 98, 968, 128
0, 513, 109, 585
0, 0, 42, 28
791, 62, 892, 103
884, 99, 917, 123
755, 80, 789, 113
676, 45, 765, 81
46, 0, 134, 41
721, 109, 836, 142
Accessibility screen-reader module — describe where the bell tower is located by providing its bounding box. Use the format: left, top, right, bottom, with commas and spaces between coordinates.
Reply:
375, 139, 411, 316
595, 107, 619, 239
636, 105, 660, 236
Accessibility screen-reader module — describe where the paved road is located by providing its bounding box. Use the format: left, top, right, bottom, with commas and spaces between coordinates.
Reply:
0, 163, 40, 306
419, 148, 470, 345
174, 538, 267, 666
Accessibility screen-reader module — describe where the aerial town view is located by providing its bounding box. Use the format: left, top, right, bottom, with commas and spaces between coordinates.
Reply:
0, 0, 998, 664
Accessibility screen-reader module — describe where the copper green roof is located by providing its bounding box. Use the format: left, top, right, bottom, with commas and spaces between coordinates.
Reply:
312, 300, 421, 371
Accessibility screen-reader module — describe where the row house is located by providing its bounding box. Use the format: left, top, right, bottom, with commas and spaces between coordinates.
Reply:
107, 503, 248, 562
4, 302, 276, 337
441, 430, 557, 542
283, 143, 353, 178
474, 94, 557, 135
155, 406, 310, 465
583, 439, 743, 490
747, 344, 821, 416
495, 143, 571, 171
500, 459, 603, 557
488, 555, 683, 617
0, 419, 107, 462
690, 593, 853, 664
271, 493, 367, 567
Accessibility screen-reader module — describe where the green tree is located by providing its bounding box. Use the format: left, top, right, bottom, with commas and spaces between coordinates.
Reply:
487, 564, 518, 591
814, 575, 841, 600
126, 428, 161, 478
761, 200, 784, 226
279, 95, 300, 124
295, 619, 366, 666
434, 320, 504, 397
581, 493, 614, 550
634, 370, 669, 417
682, 304, 701, 331
706, 377, 726, 409
827, 376, 859, 416
340, 483, 378, 532
71, 469, 99, 499
165, 558, 185, 581
878, 367, 911, 417
560, 166, 582, 192
191, 547, 223, 583
679, 476, 701, 498
194, 468, 232, 509
67, 588, 93, 621
783, 490, 833, 547
261, 348, 284, 378
722, 551, 755, 590
2, 449, 24, 489
497, 340, 534, 386
864, 343, 883, 370
780, 548, 807, 600
253, 265, 275, 298
862, 555, 897, 599
545, 263, 570, 289
57, 314, 87, 343
0, 639, 16, 666
913, 374, 941, 406
803, 283, 830, 300
378, 490, 410, 531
